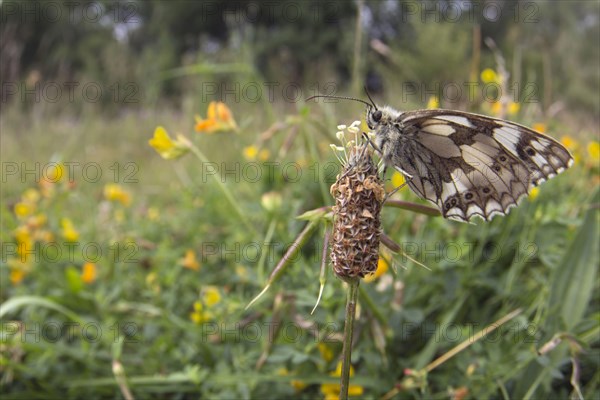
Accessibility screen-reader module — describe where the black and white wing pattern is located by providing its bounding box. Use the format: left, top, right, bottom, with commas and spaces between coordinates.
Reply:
391, 109, 573, 222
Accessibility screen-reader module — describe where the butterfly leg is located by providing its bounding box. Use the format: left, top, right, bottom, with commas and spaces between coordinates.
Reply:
383, 179, 411, 203
361, 132, 389, 179
362, 132, 382, 156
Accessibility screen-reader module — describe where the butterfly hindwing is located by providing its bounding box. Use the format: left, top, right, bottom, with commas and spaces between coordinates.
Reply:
386, 109, 573, 222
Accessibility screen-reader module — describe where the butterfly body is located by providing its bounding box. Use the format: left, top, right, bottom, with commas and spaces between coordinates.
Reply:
366, 106, 574, 222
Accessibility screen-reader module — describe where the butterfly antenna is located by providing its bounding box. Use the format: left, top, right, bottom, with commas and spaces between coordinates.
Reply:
305, 95, 373, 109
363, 86, 378, 110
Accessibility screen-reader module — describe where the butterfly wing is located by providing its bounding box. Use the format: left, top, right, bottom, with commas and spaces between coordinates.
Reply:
391, 109, 573, 222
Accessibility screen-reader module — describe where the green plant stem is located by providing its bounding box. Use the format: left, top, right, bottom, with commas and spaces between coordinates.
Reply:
246, 220, 319, 309
340, 278, 360, 400
257, 218, 277, 282
187, 143, 256, 235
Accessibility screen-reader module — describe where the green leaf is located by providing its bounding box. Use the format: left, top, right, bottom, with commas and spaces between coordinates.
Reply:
550, 189, 599, 331
0, 296, 84, 324
65, 266, 83, 294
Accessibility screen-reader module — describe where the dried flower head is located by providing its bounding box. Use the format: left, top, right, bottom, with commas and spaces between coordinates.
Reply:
330, 125, 385, 280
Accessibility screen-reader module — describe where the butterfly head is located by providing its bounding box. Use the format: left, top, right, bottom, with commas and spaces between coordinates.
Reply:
366, 105, 402, 130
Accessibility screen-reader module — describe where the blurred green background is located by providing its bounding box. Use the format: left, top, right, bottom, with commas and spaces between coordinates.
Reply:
1, 1, 599, 399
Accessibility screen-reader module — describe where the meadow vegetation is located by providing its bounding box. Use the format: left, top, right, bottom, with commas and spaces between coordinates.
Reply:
1, 1, 599, 398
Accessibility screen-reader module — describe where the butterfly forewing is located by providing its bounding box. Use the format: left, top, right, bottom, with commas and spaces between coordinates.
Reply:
381, 109, 573, 222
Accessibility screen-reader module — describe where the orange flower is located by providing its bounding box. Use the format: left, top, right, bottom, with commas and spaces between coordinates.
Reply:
8, 257, 30, 285
81, 262, 97, 284
181, 249, 200, 271
195, 101, 238, 134
10, 269, 25, 285
532, 123, 546, 133
560, 135, 578, 152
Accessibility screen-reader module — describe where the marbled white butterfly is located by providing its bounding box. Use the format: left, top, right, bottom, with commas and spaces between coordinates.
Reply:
308, 95, 574, 222
367, 105, 574, 222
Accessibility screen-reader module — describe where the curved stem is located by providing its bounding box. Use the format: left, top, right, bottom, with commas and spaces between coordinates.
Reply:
187, 143, 256, 235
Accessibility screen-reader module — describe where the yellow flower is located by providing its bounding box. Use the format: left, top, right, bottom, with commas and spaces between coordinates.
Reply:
46, 163, 65, 182
81, 262, 97, 284
243, 145, 259, 160
194, 101, 238, 134
61, 218, 79, 241
14, 225, 31, 243
529, 187, 540, 201
318, 342, 335, 362
481, 68, 499, 84
190, 301, 213, 324
364, 258, 389, 283
103, 183, 132, 206
321, 362, 364, 398
148, 126, 191, 160
391, 171, 405, 188
507, 101, 520, 115
278, 368, 307, 392
202, 286, 221, 306
426, 95, 439, 109
181, 249, 200, 271
14, 202, 35, 218
587, 141, 599, 162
